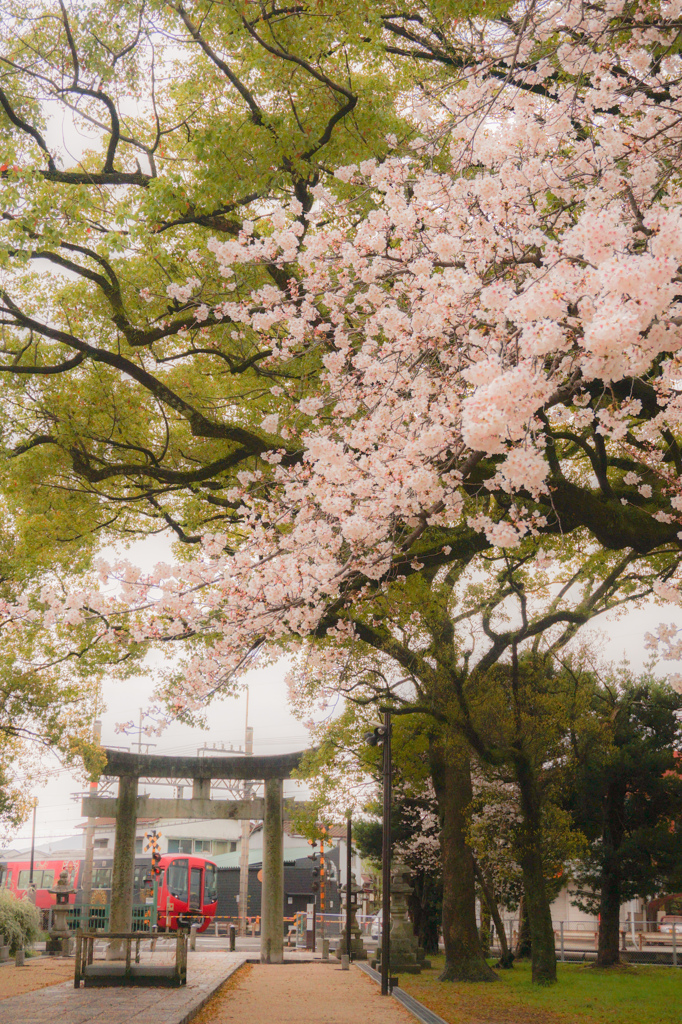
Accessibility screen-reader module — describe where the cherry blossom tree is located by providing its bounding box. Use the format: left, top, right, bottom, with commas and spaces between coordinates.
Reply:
6, 0, 682, 979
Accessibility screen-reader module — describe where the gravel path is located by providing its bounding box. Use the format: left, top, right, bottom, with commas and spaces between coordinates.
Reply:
0, 957, 74, 999
193, 962, 415, 1024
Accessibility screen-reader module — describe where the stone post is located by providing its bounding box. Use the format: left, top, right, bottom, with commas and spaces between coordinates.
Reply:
107, 774, 138, 959
335, 882, 367, 961
260, 777, 283, 964
372, 863, 426, 974
47, 869, 76, 955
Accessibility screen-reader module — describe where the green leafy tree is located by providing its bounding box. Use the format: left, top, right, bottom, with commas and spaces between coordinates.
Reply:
565, 668, 682, 967
290, 540, 674, 983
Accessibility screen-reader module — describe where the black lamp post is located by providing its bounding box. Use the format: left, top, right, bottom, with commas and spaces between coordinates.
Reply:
364, 709, 392, 996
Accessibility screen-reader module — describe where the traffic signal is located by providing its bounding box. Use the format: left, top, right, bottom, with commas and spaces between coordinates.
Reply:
151, 849, 162, 878
311, 864, 320, 893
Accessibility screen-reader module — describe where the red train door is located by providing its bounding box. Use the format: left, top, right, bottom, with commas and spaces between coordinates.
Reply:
189, 866, 202, 911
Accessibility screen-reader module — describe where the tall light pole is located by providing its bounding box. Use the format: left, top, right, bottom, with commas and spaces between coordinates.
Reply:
28, 798, 37, 898
365, 709, 392, 996
80, 719, 102, 916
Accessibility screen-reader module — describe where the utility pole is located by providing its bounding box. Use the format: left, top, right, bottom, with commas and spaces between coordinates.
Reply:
346, 815, 352, 961
27, 798, 37, 902
319, 826, 327, 944
380, 709, 392, 996
80, 719, 102, 915
132, 709, 156, 755
364, 711, 392, 995
238, 688, 253, 937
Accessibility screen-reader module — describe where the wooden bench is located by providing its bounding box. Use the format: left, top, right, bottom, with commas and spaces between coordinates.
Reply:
74, 930, 187, 988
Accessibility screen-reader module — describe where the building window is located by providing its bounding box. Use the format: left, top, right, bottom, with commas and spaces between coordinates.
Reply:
212, 841, 228, 855
194, 839, 212, 854
94, 839, 109, 850
167, 838, 193, 854
135, 838, 144, 854
229, 841, 238, 852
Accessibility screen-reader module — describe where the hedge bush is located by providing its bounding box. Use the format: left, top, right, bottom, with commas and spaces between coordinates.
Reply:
0, 889, 41, 953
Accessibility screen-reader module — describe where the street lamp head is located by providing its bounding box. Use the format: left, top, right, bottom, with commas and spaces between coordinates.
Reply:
364, 723, 388, 746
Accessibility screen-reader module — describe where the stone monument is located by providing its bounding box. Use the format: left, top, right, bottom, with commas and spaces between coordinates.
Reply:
47, 868, 76, 955
334, 880, 367, 961
372, 863, 429, 974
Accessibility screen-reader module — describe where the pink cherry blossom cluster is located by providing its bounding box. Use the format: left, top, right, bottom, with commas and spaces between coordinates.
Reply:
26, 0, 682, 709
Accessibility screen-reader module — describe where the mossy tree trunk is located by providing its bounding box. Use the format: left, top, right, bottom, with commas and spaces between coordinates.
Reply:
596, 780, 626, 967
515, 898, 532, 958
514, 754, 557, 984
430, 736, 497, 982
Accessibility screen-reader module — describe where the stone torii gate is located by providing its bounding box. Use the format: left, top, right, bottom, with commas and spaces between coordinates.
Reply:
81, 747, 307, 964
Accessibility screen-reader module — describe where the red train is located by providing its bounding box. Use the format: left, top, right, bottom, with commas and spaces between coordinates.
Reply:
0, 854, 218, 933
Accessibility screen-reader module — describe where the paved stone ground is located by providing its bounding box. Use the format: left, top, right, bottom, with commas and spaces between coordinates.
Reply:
0, 951, 247, 1024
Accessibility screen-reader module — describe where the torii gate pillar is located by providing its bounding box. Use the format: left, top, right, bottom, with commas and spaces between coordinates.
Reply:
260, 777, 284, 963
107, 774, 138, 957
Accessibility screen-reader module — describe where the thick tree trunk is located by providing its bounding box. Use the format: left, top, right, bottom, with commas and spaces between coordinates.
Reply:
596, 782, 626, 967
430, 737, 497, 982
515, 898, 532, 959
514, 756, 557, 985
408, 875, 440, 956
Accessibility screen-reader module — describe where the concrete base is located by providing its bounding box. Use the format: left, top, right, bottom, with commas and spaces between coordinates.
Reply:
372, 952, 422, 974
47, 936, 72, 956
83, 964, 183, 988
334, 939, 367, 961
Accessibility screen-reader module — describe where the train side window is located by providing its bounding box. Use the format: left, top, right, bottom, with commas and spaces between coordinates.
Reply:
203, 864, 217, 904
167, 859, 188, 901
17, 870, 29, 888
42, 870, 54, 888
93, 867, 112, 888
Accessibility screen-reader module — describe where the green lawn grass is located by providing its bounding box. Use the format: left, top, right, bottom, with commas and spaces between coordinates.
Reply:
397, 956, 682, 1024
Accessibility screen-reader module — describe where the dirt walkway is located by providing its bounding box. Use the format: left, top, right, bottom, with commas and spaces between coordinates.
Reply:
0, 957, 73, 998
193, 962, 415, 1024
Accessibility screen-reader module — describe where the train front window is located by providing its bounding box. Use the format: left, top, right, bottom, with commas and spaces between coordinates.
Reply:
203, 864, 217, 904
167, 859, 188, 901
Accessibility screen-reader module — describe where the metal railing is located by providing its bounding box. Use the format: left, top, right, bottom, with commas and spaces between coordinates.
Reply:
48, 905, 153, 934
489, 919, 682, 967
